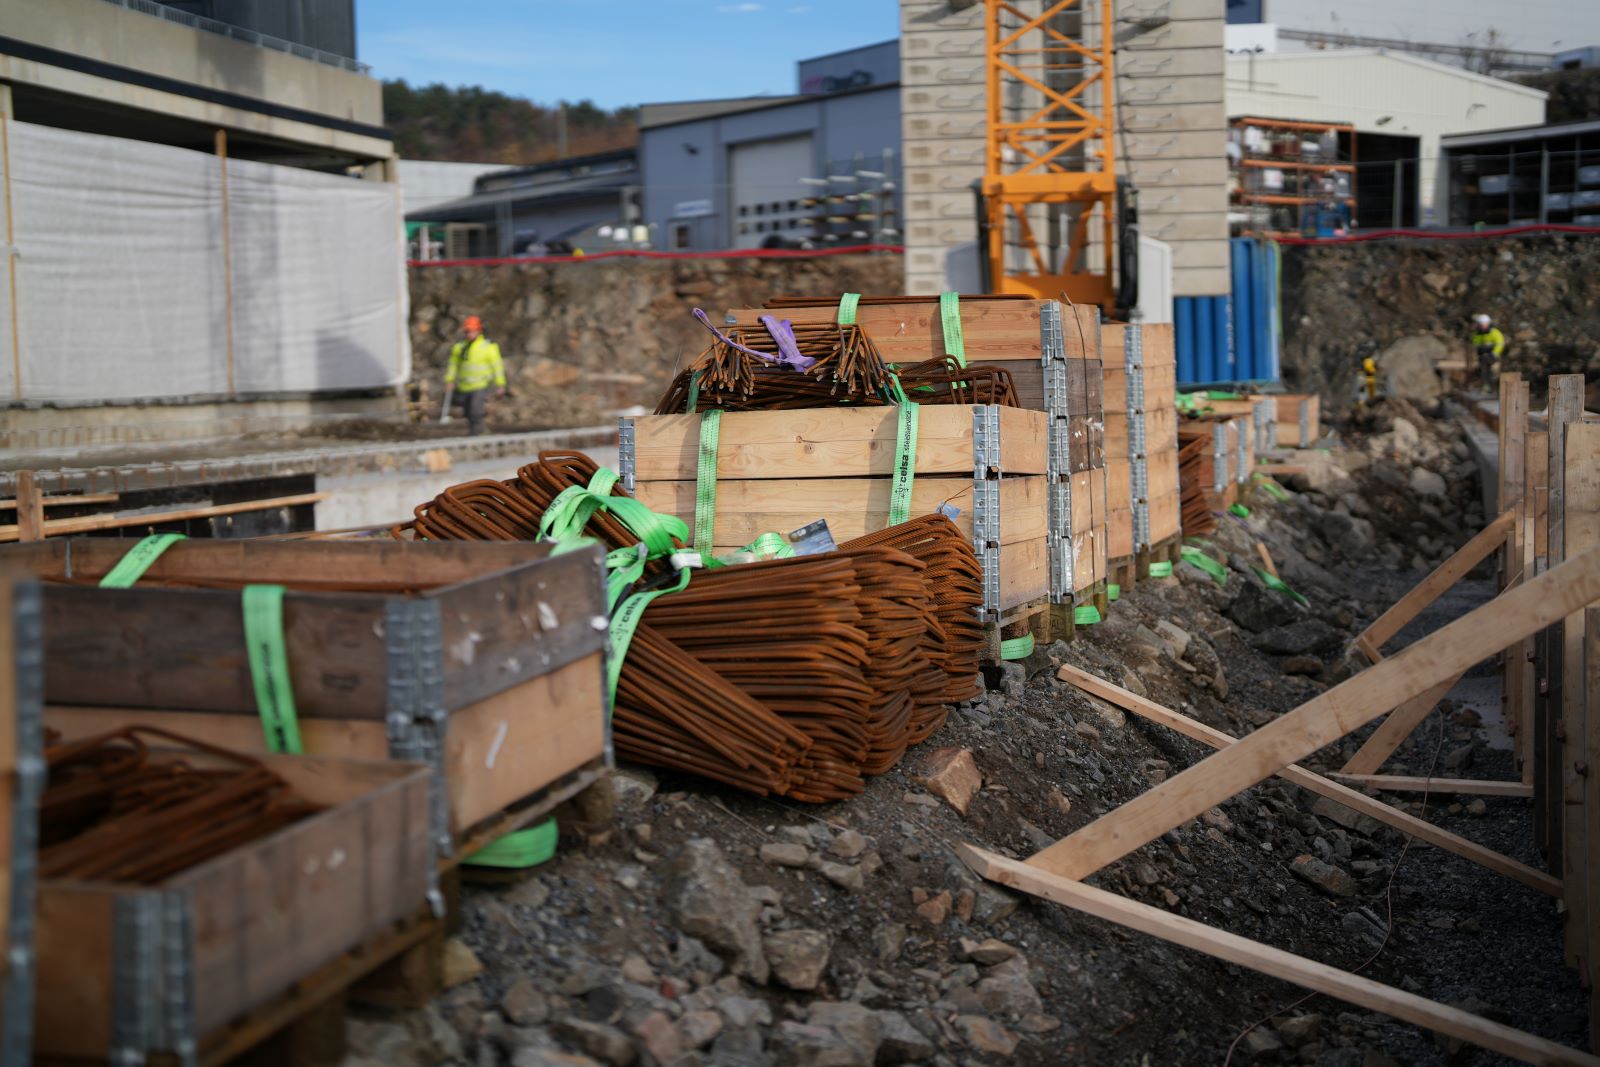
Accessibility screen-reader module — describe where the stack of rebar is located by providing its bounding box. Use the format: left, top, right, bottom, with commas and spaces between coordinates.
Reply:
395, 453, 979, 801
39, 727, 322, 885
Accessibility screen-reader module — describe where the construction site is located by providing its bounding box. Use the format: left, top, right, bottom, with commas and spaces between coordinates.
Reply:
3, 0, 1600, 1065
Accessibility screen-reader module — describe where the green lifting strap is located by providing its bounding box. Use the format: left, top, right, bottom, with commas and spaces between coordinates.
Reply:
1073, 605, 1102, 625
686, 371, 702, 414
694, 410, 722, 553
242, 584, 304, 754
466, 818, 558, 869
837, 292, 861, 326
1179, 545, 1229, 585
1229, 503, 1251, 518
1107, 582, 1121, 601
1253, 473, 1291, 502
888, 401, 918, 527
98, 533, 186, 588
607, 568, 692, 704
999, 633, 1034, 660
938, 291, 967, 368
1147, 561, 1174, 578
1256, 568, 1310, 607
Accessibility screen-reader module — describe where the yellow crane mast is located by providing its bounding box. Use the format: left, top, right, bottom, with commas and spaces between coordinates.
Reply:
981, 0, 1126, 311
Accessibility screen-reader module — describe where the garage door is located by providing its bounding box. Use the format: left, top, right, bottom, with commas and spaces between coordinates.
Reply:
729, 135, 814, 249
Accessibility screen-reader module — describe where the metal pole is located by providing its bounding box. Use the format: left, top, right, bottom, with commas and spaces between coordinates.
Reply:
1393, 158, 1402, 229
1539, 145, 1549, 224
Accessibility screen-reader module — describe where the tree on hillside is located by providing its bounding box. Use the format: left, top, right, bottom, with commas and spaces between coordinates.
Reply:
383, 80, 640, 164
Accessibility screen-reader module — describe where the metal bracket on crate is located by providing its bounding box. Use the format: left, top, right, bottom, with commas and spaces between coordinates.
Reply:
3, 583, 43, 1067
111, 893, 164, 1065
1211, 423, 1229, 493
1236, 419, 1250, 484
617, 418, 636, 492
384, 600, 453, 857
1126, 326, 1151, 551
161, 891, 197, 1067
1039, 300, 1064, 367
1298, 401, 1311, 448
972, 406, 1002, 622
1043, 358, 1069, 420
1048, 478, 1072, 603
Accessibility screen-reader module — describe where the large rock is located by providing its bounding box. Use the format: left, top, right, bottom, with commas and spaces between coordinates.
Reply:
1251, 620, 1344, 655
1290, 854, 1356, 898
917, 747, 982, 815
770, 1021, 872, 1067
874, 1011, 936, 1064
1409, 467, 1447, 498
1318, 511, 1376, 557
765, 929, 832, 991
975, 972, 1045, 1018
1376, 336, 1448, 400
805, 1002, 883, 1065
662, 839, 769, 983
1228, 578, 1307, 633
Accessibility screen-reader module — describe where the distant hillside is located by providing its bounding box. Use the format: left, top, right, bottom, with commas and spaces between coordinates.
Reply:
1513, 68, 1600, 123
383, 80, 638, 164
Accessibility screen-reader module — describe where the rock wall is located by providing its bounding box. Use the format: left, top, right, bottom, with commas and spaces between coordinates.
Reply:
408, 253, 903, 426
1279, 233, 1600, 408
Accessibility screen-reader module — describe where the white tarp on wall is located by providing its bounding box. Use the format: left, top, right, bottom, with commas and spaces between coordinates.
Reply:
0, 118, 408, 404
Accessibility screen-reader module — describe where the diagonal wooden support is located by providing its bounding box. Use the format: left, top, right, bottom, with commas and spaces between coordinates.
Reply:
1352, 508, 1515, 664
958, 844, 1600, 1067
1057, 665, 1560, 896
1032, 546, 1600, 881
1330, 774, 1533, 798
1339, 671, 1463, 775
1560, 420, 1599, 967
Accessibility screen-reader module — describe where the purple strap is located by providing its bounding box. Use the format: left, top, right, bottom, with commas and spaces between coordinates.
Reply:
692, 308, 816, 372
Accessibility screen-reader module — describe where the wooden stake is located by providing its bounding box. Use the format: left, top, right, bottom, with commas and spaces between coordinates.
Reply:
1254, 542, 1278, 579
1056, 664, 1559, 896
1330, 774, 1532, 798
1560, 421, 1599, 967
958, 844, 1600, 1067
1544, 377, 1584, 877
1501, 378, 1529, 763
1339, 671, 1463, 775
13, 471, 43, 543
1032, 547, 1600, 881
1522, 430, 1549, 784
1585, 607, 1600, 1055
1353, 509, 1515, 660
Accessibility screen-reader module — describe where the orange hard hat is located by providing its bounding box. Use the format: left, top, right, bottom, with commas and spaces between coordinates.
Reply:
464, 315, 482, 331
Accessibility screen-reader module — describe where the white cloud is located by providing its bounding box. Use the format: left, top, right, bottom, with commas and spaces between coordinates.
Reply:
786, 4, 813, 11
717, 2, 763, 11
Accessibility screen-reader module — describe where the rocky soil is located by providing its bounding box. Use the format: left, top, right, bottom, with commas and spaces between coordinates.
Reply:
341, 402, 1586, 1067
407, 254, 904, 425
1280, 234, 1600, 409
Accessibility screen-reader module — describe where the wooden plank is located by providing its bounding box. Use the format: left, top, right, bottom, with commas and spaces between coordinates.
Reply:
1148, 489, 1182, 548
1331, 774, 1533, 798
958, 844, 1599, 1067
12, 471, 42, 543
1256, 543, 1278, 579
635, 474, 1047, 546
1522, 430, 1549, 782
1057, 664, 1561, 896
34, 884, 116, 1057
0, 491, 328, 542
0, 492, 119, 511
1339, 672, 1464, 775
1560, 421, 1599, 966
1547, 377, 1585, 879
726, 300, 1048, 367
1032, 549, 1600, 881
1355, 510, 1516, 654
1501, 378, 1529, 769
1586, 608, 1600, 1055
629, 405, 1048, 481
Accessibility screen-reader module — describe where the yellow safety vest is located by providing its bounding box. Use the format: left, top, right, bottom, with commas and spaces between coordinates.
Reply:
446, 336, 506, 393
1470, 328, 1505, 357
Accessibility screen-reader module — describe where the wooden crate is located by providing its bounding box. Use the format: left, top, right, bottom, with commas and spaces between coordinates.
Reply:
729, 297, 1109, 615
34, 747, 432, 1063
1270, 394, 1321, 448
1101, 323, 1181, 567
3, 540, 610, 856
0, 578, 42, 1064
621, 404, 1051, 620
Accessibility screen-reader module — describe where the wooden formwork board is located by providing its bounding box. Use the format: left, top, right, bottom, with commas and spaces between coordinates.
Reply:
1104, 405, 1178, 459
1103, 363, 1178, 415
0, 578, 41, 1066
34, 751, 433, 1062
1271, 394, 1321, 447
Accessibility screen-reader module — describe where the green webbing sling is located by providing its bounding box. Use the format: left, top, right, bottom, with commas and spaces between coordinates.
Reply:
837, 292, 861, 326
242, 584, 304, 754
694, 410, 722, 553
98, 533, 186, 588
938, 292, 967, 368
466, 818, 558, 869
999, 633, 1034, 660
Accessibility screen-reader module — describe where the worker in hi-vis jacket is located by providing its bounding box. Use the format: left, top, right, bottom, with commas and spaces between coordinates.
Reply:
445, 315, 506, 436
1470, 313, 1505, 389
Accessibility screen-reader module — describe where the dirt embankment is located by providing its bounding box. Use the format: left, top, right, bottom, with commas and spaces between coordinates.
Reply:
407, 254, 904, 426
347, 402, 1584, 1067
1280, 234, 1600, 408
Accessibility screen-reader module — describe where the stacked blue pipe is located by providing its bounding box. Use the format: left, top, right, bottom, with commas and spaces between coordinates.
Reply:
1174, 237, 1280, 386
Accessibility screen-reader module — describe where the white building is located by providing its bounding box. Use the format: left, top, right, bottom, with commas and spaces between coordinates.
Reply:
1225, 49, 1547, 223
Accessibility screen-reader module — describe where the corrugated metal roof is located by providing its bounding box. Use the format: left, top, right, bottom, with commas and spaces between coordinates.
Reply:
1441, 117, 1600, 148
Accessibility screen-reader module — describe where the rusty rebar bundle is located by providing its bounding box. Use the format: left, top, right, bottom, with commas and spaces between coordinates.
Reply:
39, 727, 322, 885
394, 453, 974, 801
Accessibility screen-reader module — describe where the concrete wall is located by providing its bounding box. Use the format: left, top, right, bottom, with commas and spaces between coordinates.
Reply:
398, 160, 515, 216
640, 86, 902, 250
0, 0, 387, 159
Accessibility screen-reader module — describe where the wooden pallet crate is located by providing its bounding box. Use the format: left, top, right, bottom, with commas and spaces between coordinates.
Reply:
727, 297, 1109, 615
0, 579, 42, 1064
621, 403, 1051, 623
3, 539, 611, 858
1269, 394, 1321, 448
34, 746, 433, 1064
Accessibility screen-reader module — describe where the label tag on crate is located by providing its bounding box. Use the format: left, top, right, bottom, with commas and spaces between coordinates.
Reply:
938, 503, 962, 521
788, 519, 836, 556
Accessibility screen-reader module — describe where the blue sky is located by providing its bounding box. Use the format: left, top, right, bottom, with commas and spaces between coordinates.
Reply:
358, 1, 900, 109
